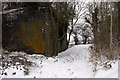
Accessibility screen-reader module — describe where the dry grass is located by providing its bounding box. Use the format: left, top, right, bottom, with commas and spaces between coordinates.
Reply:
89, 45, 119, 72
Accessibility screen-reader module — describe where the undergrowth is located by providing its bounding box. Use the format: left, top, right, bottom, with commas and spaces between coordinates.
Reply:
89, 45, 119, 72
0, 50, 35, 76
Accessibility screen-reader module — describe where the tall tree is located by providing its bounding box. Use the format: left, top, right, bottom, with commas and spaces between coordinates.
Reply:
118, 2, 120, 46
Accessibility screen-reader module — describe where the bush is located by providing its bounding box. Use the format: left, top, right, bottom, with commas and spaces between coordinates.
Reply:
89, 44, 119, 72
0, 50, 34, 76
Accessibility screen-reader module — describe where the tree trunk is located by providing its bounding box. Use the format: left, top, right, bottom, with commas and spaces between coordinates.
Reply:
68, 19, 73, 46
118, 2, 120, 46
92, 7, 99, 52
83, 36, 87, 44
110, 5, 113, 50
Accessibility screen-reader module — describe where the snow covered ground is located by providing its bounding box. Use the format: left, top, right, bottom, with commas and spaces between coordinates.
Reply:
0, 44, 118, 79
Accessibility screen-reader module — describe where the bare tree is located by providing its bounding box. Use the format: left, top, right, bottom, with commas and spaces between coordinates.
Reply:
67, 1, 88, 45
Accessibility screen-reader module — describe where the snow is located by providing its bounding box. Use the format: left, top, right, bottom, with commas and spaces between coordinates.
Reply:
0, 44, 118, 79
1, 65, 25, 78
94, 61, 118, 78
0, 8, 23, 14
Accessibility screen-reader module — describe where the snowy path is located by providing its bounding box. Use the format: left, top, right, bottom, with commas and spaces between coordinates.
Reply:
25, 44, 94, 78
0, 44, 118, 78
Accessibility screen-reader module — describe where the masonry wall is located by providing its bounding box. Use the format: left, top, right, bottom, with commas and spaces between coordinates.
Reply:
2, 6, 68, 56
